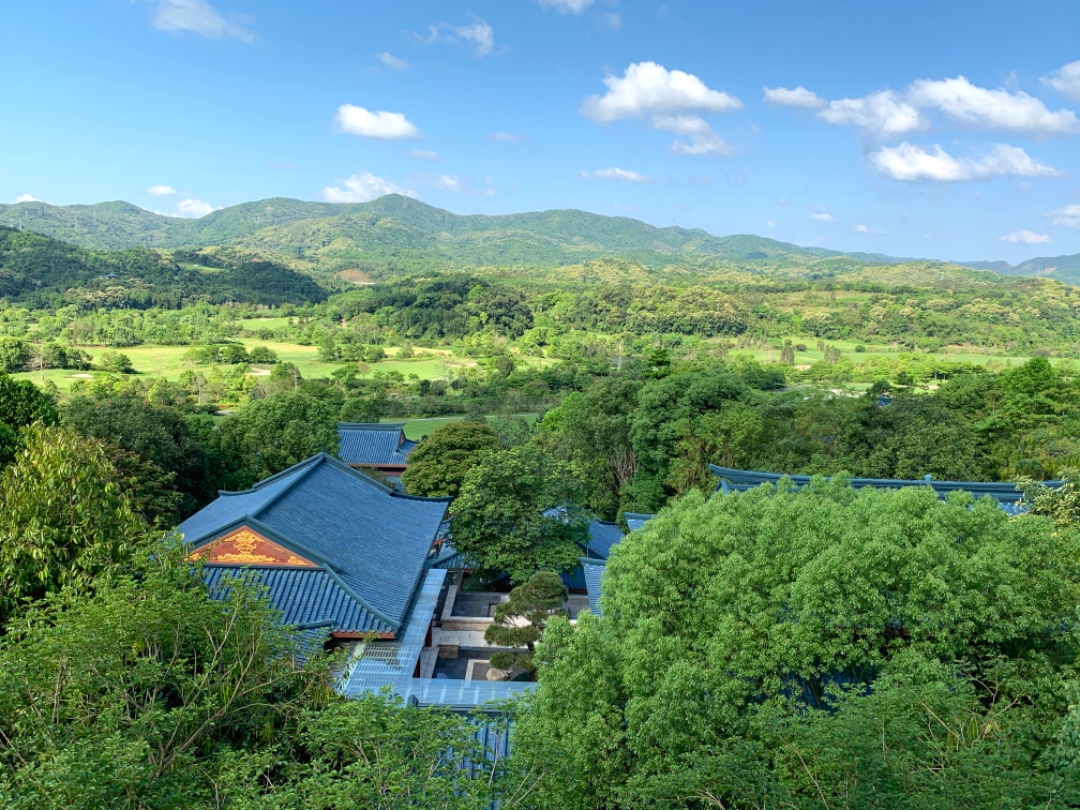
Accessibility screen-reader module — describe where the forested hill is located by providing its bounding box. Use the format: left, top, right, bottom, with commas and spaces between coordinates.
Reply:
0, 226, 328, 308
959, 252, 1080, 286
3, 194, 1076, 284
0, 195, 911, 274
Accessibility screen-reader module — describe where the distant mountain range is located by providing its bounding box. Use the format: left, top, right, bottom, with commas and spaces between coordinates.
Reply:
1, 194, 1076, 285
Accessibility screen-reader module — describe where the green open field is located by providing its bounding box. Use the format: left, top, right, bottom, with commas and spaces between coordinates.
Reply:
8, 340, 549, 390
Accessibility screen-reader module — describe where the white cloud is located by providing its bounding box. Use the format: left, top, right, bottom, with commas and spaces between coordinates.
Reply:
1042, 61, 1080, 102
177, 198, 218, 217
334, 105, 421, 140
419, 15, 495, 58
602, 13, 622, 31
870, 142, 1062, 182
1001, 229, 1050, 244
148, 185, 177, 195
487, 132, 527, 143
148, 0, 254, 42
653, 115, 733, 156
1049, 203, 1080, 228
811, 210, 835, 222
377, 52, 409, 70
581, 167, 654, 182
413, 173, 496, 196
581, 61, 743, 123
854, 224, 869, 233
907, 76, 1080, 137
539, 0, 594, 12
404, 149, 441, 161
763, 86, 826, 108
819, 90, 926, 137
321, 172, 416, 203
765, 220, 775, 228
14, 194, 36, 203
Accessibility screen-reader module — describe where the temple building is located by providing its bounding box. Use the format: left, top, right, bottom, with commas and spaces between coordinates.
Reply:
709, 465, 1053, 515
180, 452, 530, 707
337, 422, 416, 489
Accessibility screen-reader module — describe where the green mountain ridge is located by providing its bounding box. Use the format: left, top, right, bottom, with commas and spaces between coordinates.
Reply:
1, 194, 1075, 285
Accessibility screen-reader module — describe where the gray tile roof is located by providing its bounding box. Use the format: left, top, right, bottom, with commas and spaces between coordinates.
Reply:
709, 465, 1049, 507
581, 557, 605, 615
338, 423, 416, 467
179, 453, 451, 633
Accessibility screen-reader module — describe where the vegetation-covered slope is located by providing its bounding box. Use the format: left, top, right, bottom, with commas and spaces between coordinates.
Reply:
0, 226, 328, 307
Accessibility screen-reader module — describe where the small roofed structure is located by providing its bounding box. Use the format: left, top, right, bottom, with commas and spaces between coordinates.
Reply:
337, 423, 417, 489
179, 453, 451, 640
623, 512, 655, 532
710, 464, 1054, 515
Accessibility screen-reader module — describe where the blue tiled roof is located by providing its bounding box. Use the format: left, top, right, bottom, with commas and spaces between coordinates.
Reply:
710, 464, 1053, 506
583, 520, 623, 560
203, 565, 395, 634
179, 453, 451, 633
624, 512, 655, 532
338, 423, 416, 467
581, 557, 605, 615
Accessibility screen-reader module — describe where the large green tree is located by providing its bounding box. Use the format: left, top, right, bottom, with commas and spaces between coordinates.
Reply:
214, 390, 340, 489
513, 481, 1080, 809
0, 424, 147, 629
450, 443, 588, 582
0, 373, 58, 465
401, 420, 501, 497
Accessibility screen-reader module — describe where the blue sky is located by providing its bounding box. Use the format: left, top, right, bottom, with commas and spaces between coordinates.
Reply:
2, 0, 1079, 261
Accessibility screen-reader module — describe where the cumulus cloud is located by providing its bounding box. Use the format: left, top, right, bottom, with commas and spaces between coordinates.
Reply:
177, 198, 218, 218
321, 172, 416, 203
1001, 229, 1050, 244
412, 173, 496, 196
1050, 203, 1080, 228
870, 142, 1062, 182
539, 0, 594, 12
334, 105, 421, 140
377, 52, 409, 70
811, 75, 1079, 138
854, 224, 869, 233
1042, 61, 1080, 102
602, 13, 622, 30
581, 167, 654, 182
14, 194, 36, 203
765, 220, 775, 228
818, 90, 925, 137
148, 185, 177, 195
653, 115, 734, 156
907, 76, 1079, 137
811, 210, 835, 222
763, 86, 826, 108
487, 132, 527, 143
418, 15, 495, 58
581, 61, 743, 123
148, 0, 254, 42
403, 149, 441, 161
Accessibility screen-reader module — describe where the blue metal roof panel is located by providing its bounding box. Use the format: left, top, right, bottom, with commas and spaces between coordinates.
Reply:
584, 520, 624, 560
624, 512, 655, 532
581, 557, 605, 615
202, 565, 393, 634
337, 423, 414, 466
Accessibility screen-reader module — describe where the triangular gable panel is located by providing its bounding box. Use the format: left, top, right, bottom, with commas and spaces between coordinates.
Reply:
190, 525, 318, 567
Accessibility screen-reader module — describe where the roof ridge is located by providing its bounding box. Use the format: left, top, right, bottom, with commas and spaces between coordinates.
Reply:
338, 422, 405, 430
250, 456, 326, 519
217, 454, 322, 497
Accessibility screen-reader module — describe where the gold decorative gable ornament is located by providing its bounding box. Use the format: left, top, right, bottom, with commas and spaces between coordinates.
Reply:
190, 526, 316, 567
